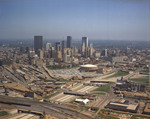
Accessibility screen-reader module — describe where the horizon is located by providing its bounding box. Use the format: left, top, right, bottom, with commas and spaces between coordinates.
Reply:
0, 0, 150, 40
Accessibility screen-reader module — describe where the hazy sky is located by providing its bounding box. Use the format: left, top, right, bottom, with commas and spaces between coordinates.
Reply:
0, 0, 150, 40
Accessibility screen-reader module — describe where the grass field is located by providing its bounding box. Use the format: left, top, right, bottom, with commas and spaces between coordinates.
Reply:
47, 65, 78, 70
113, 70, 129, 77
140, 69, 149, 73
131, 115, 150, 119
0, 111, 8, 117
100, 109, 150, 119
129, 77, 149, 83
107, 70, 129, 78
94, 82, 113, 93
98, 113, 119, 119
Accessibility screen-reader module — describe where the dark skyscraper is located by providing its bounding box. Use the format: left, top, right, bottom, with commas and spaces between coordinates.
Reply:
55, 42, 61, 51
67, 36, 72, 48
34, 36, 43, 54
62, 40, 66, 50
82, 37, 88, 48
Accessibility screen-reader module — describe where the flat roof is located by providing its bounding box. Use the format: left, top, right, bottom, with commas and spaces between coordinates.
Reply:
127, 104, 138, 110
4, 83, 31, 92
110, 102, 138, 110
110, 102, 128, 107
144, 102, 150, 113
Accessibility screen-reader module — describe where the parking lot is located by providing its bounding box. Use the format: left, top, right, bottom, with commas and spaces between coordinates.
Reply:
50, 69, 100, 79
51, 69, 82, 79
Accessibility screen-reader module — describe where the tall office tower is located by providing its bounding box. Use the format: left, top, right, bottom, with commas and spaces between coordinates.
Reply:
34, 36, 43, 54
62, 40, 66, 56
38, 49, 43, 59
50, 47, 55, 58
62, 40, 66, 50
28, 50, 35, 58
55, 42, 61, 51
81, 42, 85, 55
63, 54, 71, 63
46, 42, 52, 51
55, 42, 62, 60
89, 43, 93, 48
67, 36, 72, 48
82, 37, 88, 48
72, 47, 78, 56
89, 48, 93, 57
105, 49, 108, 57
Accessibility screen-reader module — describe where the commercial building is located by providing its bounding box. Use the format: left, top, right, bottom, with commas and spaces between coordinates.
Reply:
45, 42, 52, 51
55, 42, 61, 51
105, 101, 139, 113
62, 40, 67, 50
34, 36, 43, 54
67, 36, 72, 48
112, 56, 124, 63
63, 54, 71, 63
143, 101, 150, 114
82, 37, 88, 48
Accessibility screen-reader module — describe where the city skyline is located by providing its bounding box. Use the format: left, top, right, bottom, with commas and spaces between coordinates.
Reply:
0, 0, 150, 41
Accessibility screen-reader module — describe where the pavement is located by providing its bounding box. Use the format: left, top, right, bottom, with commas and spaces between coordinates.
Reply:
0, 95, 95, 119
50, 71, 118, 103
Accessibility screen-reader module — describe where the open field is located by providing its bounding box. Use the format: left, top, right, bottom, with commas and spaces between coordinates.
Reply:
98, 112, 119, 119
140, 69, 149, 73
47, 65, 78, 70
100, 109, 150, 119
0, 111, 8, 117
94, 83, 113, 93
106, 70, 129, 78
129, 77, 149, 83
112, 70, 129, 77
131, 115, 150, 119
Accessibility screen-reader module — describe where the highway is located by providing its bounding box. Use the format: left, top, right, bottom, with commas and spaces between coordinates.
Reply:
0, 95, 95, 119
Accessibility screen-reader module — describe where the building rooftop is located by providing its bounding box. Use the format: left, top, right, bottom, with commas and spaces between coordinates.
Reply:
4, 83, 31, 92
80, 64, 98, 68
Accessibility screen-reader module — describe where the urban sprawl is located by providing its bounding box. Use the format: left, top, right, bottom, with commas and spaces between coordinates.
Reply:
0, 36, 150, 119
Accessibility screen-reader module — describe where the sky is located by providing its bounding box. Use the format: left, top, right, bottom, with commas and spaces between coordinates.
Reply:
0, 0, 150, 41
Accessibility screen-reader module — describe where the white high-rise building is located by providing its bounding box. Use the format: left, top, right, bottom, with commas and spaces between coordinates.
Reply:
46, 42, 52, 51
63, 54, 71, 63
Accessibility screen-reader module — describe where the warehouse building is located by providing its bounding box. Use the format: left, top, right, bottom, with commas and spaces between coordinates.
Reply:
105, 101, 139, 113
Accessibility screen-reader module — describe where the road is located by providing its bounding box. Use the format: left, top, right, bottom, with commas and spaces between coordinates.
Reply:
0, 95, 95, 119
3, 67, 28, 87
51, 71, 118, 103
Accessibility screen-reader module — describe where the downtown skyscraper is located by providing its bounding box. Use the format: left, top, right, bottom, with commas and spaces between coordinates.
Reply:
82, 37, 88, 48
34, 36, 43, 54
67, 36, 72, 48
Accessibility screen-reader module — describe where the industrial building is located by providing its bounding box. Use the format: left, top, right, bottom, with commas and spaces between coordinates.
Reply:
143, 101, 150, 115
114, 77, 146, 92
105, 100, 139, 113
75, 98, 89, 105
